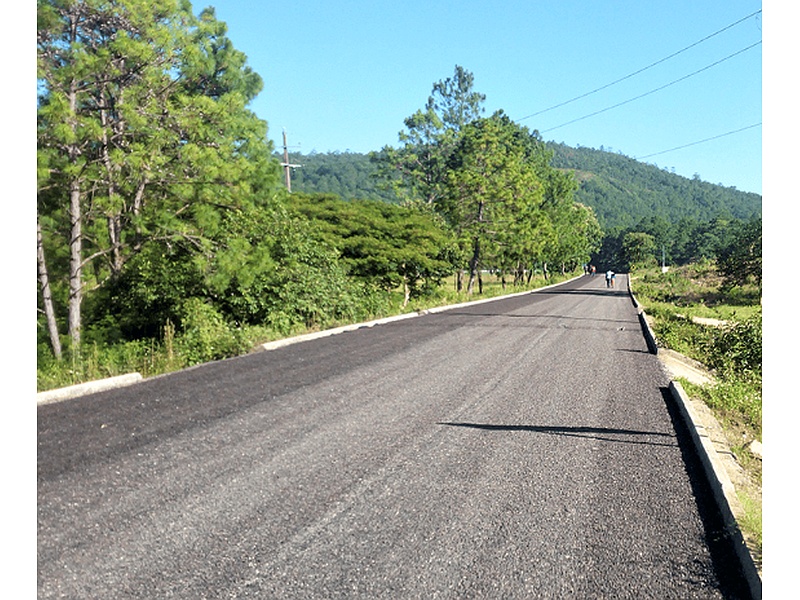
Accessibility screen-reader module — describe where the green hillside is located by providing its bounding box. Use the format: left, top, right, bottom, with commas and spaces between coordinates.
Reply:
548, 143, 761, 230
280, 145, 761, 230
283, 151, 402, 204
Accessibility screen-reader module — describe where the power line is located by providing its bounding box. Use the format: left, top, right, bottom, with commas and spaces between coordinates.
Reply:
635, 122, 761, 160
516, 9, 761, 123
540, 40, 761, 134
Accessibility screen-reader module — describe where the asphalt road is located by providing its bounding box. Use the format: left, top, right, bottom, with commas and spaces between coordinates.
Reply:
38, 274, 751, 599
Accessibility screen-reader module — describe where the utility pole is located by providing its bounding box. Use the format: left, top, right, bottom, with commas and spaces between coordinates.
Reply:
280, 129, 302, 193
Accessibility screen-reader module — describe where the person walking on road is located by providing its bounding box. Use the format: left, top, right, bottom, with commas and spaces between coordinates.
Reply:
605, 270, 615, 288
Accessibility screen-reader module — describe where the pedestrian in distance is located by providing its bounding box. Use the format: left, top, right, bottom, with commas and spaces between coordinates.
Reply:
605, 270, 615, 288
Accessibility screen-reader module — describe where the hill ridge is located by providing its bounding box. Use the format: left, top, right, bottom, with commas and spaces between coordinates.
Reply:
278, 144, 762, 230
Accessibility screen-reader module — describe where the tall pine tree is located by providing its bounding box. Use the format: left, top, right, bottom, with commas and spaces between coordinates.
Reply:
37, 0, 277, 356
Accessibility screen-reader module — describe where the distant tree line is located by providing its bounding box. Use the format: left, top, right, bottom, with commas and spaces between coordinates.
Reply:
548, 143, 761, 230
595, 215, 762, 289
279, 134, 763, 286
282, 151, 402, 204
280, 143, 761, 234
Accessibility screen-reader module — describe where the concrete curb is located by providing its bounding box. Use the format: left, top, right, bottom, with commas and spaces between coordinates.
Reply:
260, 312, 422, 351
37, 372, 143, 406
627, 274, 761, 599
627, 274, 658, 355
668, 381, 762, 600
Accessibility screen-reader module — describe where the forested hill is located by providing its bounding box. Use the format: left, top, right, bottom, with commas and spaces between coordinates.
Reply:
548, 143, 761, 229
283, 151, 402, 204
281, 145, 761, 230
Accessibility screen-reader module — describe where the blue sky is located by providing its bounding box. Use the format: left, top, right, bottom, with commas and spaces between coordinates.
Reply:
206, 0, 763, 194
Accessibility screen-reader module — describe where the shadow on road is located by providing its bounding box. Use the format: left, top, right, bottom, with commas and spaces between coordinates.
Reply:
437, 422, 677, 448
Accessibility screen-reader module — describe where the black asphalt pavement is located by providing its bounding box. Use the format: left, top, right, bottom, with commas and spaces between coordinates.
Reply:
38, 274, 752, 598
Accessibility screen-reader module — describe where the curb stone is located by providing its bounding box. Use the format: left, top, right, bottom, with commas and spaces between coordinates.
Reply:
668, 381, 762, 600
37, 372, 143, 405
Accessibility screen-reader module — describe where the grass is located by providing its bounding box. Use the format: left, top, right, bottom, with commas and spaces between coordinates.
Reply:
630, 262, 762, 555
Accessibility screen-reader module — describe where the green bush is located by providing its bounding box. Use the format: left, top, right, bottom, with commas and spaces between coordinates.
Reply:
705, 312, 762, 376
37, 338, 161, 391
653, 312, 710, 359
176, 298, 246, 366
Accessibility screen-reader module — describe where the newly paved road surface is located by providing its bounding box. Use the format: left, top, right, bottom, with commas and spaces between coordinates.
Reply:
38, 275, 751, 599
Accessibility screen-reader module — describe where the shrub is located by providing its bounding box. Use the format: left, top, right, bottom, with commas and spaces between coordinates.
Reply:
176, 298, 245, 366
705, 312, 762, 376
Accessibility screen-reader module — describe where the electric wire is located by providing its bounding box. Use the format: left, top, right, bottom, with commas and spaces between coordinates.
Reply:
540, 40, 761, 134
635, 122, 761, 160
516, 9, 762, 123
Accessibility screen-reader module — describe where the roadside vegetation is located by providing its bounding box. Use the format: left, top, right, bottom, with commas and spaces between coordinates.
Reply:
630, 260, 762, 551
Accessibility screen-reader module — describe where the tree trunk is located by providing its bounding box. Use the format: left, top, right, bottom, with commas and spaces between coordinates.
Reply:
467, 237, 480, 295
131, 177, 147, 253
67, 75, 83, 352
466, 201, 485, 295
401, 265, 411, 308
68, 177, 83, 351
37, 218, 62, 360
107, 214, 123, 275
100, 87, 124, 276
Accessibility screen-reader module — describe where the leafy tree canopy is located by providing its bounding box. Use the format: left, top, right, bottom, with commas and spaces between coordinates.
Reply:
287, 193, 455, 306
